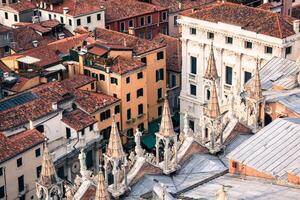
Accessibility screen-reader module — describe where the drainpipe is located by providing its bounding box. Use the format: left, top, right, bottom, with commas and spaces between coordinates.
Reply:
3, 167, 7, 200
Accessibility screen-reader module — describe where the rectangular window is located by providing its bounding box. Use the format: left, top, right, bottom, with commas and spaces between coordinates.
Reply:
126, 77, 130, 83
92, 73, 98, 81
265, 46, 273, 54
128, 19, 133, 27
147, 15, 152, 24
18, 175, 24, 192
162, 11, 167, 21
158, 106, 163, 116
100, 110, 111, 121
127, 109, 131, 120
190, 28, 196, 35
225, 66, 233, 85
87, 16, 91, 23
89, 124, 93, 131
137, 88, 144, 98
114, 105, 120, 114
111, 77, 118, 85
35, 148, 41, 157
91, 82, 95, 90
191, 56, 197, 74
157, 51, 164, 60
60, 16, 64, 23
138, 104, 144, 115
17, 158, 22, 167
36, 166, 42, 178
207, 32, 214, 39
141, 57, 147, 64
231, 161, 237, 168
4, 12, 8, 19
139, 32, 145, 39
244, 71, 252, 83
77, 19, 81, 26
190, 84, 197, 96
245, 41, 252, 49
0, 186, 4, 198
286, 46, 292, 55
174, 15, 178, 26
97, 13, 101, 21
170, 74, 176, 88
120, 22, 125, 32
66, 127, 71, 139
226, 36, 233, 44
156, 68, 164, 82
189, 120, 195, 131
137, 72, 143, 79
69, 19, 72, 26
126, 93, 131, 102
14, 14, 17, 22
146, 31, 152, 39
157, 88, 162, 99
140, 17, 145, 26
100, 74, 105, 81
49, 14, 52, 20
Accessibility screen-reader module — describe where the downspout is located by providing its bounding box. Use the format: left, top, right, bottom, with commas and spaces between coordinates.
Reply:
4, 167, 7, 200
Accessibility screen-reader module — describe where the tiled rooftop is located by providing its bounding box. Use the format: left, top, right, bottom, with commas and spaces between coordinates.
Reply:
74, 90, 119, 114
99, 0, 166, 23
0, 1, 36, 12
182, 2, 296, 39
61, 109, 97, 131
109, 56, 146, 75
94, 28, 166, 55
151, 0, 215, 13
0, 129, 45, 163
61, 74, 95, 90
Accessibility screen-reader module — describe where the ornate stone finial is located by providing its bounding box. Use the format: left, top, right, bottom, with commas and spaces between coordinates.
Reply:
106, 115, 125, 159
95, 170, 111, 200
134, 128, 143, 157
39, 140, 58, 186
79, 148, 87, 175
207, 81, 220, 119
249, 59, 262, 100
204, 41, 219, 81
158, 95, 176, 137
216, 185, 228, 200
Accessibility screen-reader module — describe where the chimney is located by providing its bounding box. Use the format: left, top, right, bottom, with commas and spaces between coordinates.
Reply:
52, 102, 58, 110
29, 120, 34, 130
128, 27, 135, 36
63, 7, 69, 15
263, 0, 268, 4
78, 51, 86, 74
293, 20, 300, 34
178, 2, 182, 10
32, 40, 38, 47
123, 38, 127, 47
50, 4, 53, 11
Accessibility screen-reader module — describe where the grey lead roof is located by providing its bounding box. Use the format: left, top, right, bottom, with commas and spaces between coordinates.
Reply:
228, 118, 300, 180
260, 57, 299, 91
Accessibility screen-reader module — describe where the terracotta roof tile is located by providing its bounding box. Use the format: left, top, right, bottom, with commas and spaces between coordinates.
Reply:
0, 129, 45, 163
183, 2, 296, 39
9, 77, 30, 92
61, 74, 95, 90
151, 0, 215, 13
95, 28, 166, 55
62, 109, 97, 131
88, 46, 108, 56
74, 90, 119, 114
0, 0, 36, 12
100, 0, 166, 23
109, 56, 145, 75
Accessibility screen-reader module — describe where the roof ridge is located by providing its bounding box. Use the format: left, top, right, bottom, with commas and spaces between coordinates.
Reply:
275, 14, 283, 39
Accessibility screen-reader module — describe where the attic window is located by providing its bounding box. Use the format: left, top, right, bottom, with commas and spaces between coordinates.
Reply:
231, 161, 238, 169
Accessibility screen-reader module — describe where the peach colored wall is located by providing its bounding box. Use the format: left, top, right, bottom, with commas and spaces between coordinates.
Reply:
108, 50, 132, 59
288, 173, 300, 185
267, 102, 300, 121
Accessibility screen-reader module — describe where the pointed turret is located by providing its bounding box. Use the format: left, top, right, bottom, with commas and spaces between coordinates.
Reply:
250, 61, 262, 100
39, 143, 58, 186
204, 43, 218, 80
95, 170, 110, 200
106, 116, 125, 159
207, 81, 220, 119
158, 95, 175, 138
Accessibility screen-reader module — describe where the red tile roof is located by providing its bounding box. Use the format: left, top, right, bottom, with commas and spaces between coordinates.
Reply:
100, 0, 167, 23
152, 34, 181, 73
35, 0, 105, 17
183, 2, 296, 39
0, 61, 11, 73
9, 77, 30, 92
88, 46, 108, 56
61, 74, 95, 90
108, 56, 146, 75
0, 129, 45, 163
151, 0, 215, 13
95, 28, 166, 55
0, 98, 54, 131
61, 109, 97, 131
74, 90, 119, 114
0, 1, 36, 13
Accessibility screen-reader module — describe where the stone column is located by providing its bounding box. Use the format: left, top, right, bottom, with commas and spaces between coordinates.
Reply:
156, 138, 160, 164
174, 137, 178, 165
210, 121, 215, 149
104, 158, 108, 184
164, 139, 169, 171
113, 160, 118, 190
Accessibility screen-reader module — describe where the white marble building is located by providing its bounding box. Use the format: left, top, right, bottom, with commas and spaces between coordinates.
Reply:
178, 2, 300, 133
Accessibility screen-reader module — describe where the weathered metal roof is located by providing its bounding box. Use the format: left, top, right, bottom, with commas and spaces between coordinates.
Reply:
228, 118, 300, 179
260, 57, 298, 91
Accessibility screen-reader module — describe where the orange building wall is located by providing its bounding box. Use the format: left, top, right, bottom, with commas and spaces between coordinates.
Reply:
288, 173, 300, 185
